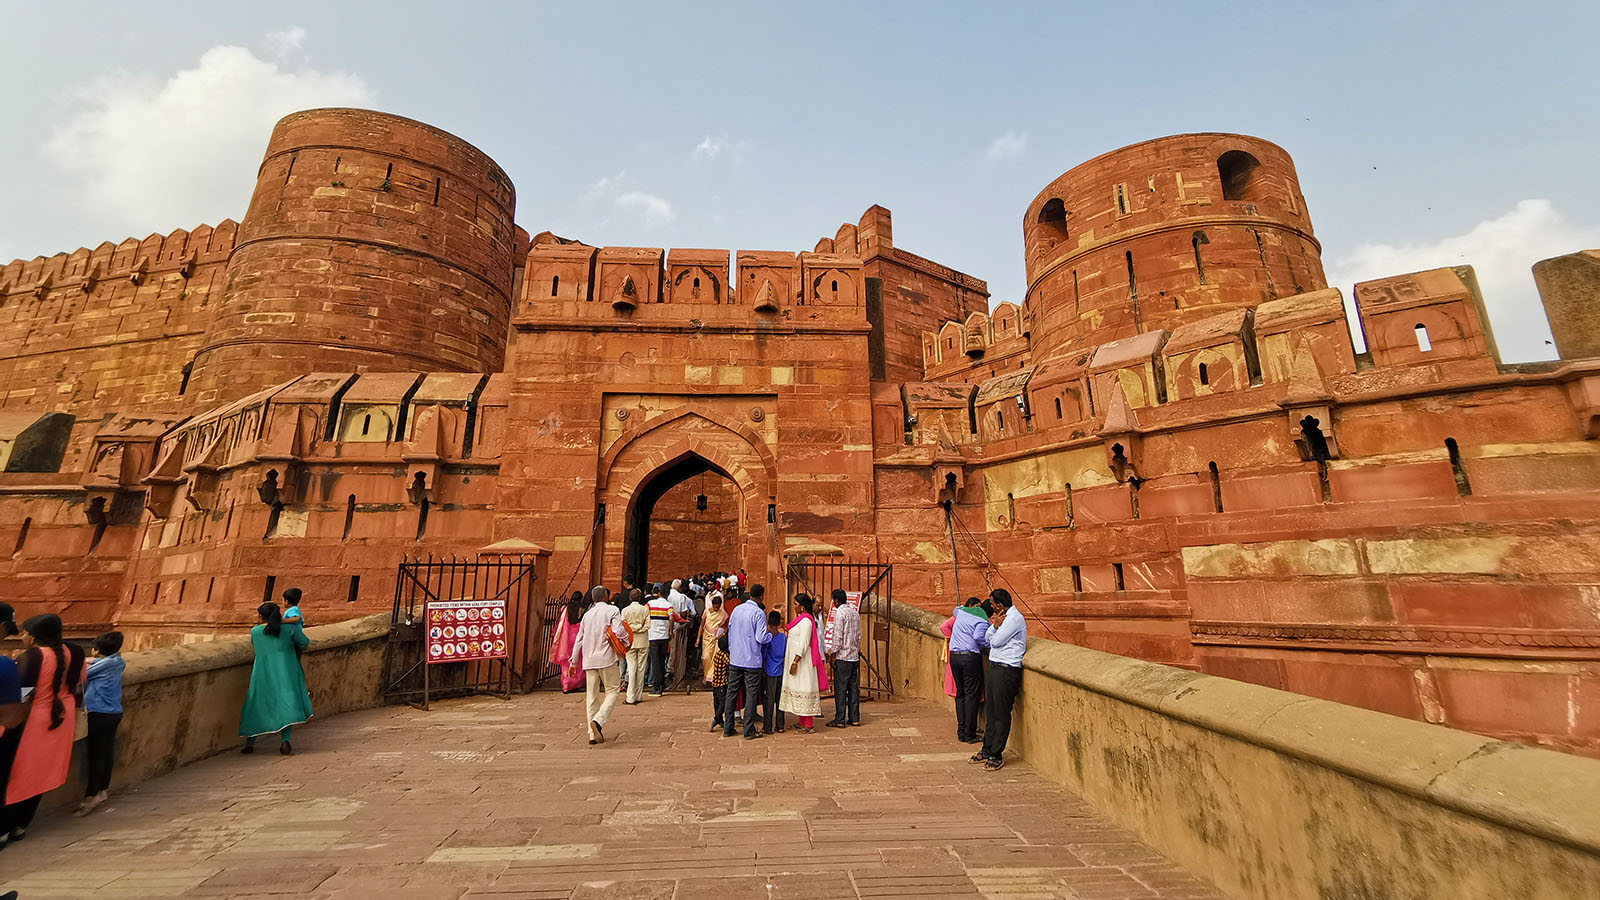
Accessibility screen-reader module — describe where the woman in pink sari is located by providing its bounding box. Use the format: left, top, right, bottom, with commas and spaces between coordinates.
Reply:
938, 615, 957, 698
778, 593, 830, 733
549, 592, 586, 693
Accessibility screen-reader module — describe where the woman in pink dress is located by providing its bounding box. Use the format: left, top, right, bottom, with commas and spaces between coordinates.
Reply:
2, 614, 87, 845
938, 615, 958, 698
550, 592, 586, 693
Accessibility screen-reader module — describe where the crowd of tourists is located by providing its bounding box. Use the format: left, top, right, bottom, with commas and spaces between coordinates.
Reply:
558, 573, 1028, 770
553, 570, 873, 745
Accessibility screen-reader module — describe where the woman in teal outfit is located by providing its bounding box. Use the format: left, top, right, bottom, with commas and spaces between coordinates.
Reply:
239, 602, 312, 755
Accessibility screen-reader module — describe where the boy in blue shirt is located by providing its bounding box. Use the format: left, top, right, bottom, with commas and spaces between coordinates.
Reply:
77, 630, 126, 816
760, 610, 787, 734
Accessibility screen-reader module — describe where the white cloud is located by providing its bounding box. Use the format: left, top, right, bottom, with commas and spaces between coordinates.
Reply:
43, 39, 372, 237
983, 130, 1027, 163
264, 26, 307, 63
584, 170, 627, 200
615, 191, 675, 229
1325, 199, 1600, 362
692, 132, 746, 162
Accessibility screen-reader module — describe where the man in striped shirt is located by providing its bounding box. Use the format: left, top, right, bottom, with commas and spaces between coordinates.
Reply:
825, 588, 862, 728
645, 587, 685, 695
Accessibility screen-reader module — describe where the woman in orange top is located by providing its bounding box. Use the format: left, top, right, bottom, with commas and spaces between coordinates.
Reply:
2, 614, 87, 845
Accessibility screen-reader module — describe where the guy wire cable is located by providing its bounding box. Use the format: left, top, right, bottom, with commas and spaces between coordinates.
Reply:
948, 505, 1065, 644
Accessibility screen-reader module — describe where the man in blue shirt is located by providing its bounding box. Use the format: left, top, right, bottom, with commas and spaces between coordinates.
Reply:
721, 583, 771, 739
948, 598, 991, 744
974, 589, 1027, 771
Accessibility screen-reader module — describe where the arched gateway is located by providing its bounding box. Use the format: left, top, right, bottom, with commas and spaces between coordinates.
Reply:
598, 408, 778, 589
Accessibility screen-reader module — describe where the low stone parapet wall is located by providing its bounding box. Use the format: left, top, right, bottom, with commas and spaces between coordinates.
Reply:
42, 615, 389, 810
889, 601, 1600, 899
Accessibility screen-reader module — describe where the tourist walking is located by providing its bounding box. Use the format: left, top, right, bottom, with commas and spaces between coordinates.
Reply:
974, 589, 1027, 771
721, 583, 770, 739
2, 612, 86, 846
575, 586, 627, 745
77, 630, 127, 816
779, 594, 829, 733
761, 610, 787, 734
700, 593, 727, 683
550, 591, 586, 693
239, 602, 312, 755
947, 598, 990, 744
826, 589, 861, 728
621, 590, 649, 704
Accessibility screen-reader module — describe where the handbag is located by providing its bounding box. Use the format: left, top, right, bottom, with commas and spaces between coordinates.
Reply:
606, 619, 632, 657
74, 705, 89, 742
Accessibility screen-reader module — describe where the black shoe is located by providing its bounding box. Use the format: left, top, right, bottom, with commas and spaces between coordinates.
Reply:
984, 757, 1005, 771
825, 721, 846, 728
745, 732, 763, 740
969, 752, 988, 764
241, 743, 254, 754
279, 741, 293, 755
591, 720, 604, 744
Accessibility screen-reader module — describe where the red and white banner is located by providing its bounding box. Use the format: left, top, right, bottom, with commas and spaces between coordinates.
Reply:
426, 598, 508, 664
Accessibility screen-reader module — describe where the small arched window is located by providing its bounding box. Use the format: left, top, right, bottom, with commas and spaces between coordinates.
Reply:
1199, 363, 1210, 385
1053, 397, 1062, 419
1415, 323, 1432, 352
361, 414, 372, 436
831, 279, 838, 292
551, 275, 559, 296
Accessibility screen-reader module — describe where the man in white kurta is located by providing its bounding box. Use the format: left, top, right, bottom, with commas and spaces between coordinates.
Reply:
575, 586, 626, 744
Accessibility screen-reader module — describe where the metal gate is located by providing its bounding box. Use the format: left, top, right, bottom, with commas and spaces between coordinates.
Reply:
380, 554, 551, 704
784, 558, 893, 700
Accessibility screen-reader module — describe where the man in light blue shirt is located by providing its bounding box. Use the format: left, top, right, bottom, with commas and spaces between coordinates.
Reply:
975, 589, 1026, 771
722, 585, 771, 739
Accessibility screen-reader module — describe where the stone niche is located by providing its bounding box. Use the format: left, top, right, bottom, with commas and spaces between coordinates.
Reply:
797, 252, 863, 308
336, 373, 424, 443
1028, 347, 1094, 427
902, 382, 978, 448
1161, 308, 1258, 401
1353, 266, 1499, 367
1087, 330, 1168, 411
1253, 288, 1357, 384
665, 248, 730, 304
735, 251, 797, 312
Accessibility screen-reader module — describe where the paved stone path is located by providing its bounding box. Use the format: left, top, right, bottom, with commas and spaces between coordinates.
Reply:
2, 691, 1221, 899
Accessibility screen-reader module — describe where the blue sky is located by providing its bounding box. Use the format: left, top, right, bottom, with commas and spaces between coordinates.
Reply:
3, 1, 1596, 360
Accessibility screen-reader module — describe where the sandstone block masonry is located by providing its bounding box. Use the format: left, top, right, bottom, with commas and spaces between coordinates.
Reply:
1, 109, 1598, 754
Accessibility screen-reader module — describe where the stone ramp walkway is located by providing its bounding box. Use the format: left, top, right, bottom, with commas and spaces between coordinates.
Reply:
2, 691, 1222, 899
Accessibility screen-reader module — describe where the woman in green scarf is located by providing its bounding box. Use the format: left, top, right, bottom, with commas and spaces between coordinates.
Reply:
239, 602, 312, 755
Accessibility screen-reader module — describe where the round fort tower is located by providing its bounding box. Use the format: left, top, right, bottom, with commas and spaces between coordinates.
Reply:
1023, 133, 1325, 358
188, 108, 518, 402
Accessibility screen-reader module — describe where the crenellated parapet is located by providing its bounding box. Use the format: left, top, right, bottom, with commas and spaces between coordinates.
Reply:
514, 237, 870, 329
0, 222, 238, 298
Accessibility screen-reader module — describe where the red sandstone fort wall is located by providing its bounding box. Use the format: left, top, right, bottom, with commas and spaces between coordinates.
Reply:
3, 108, 1599, 756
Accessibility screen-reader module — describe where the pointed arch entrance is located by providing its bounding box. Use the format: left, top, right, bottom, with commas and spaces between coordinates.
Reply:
598, 409, 777, 590
624, 452, 741, 586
